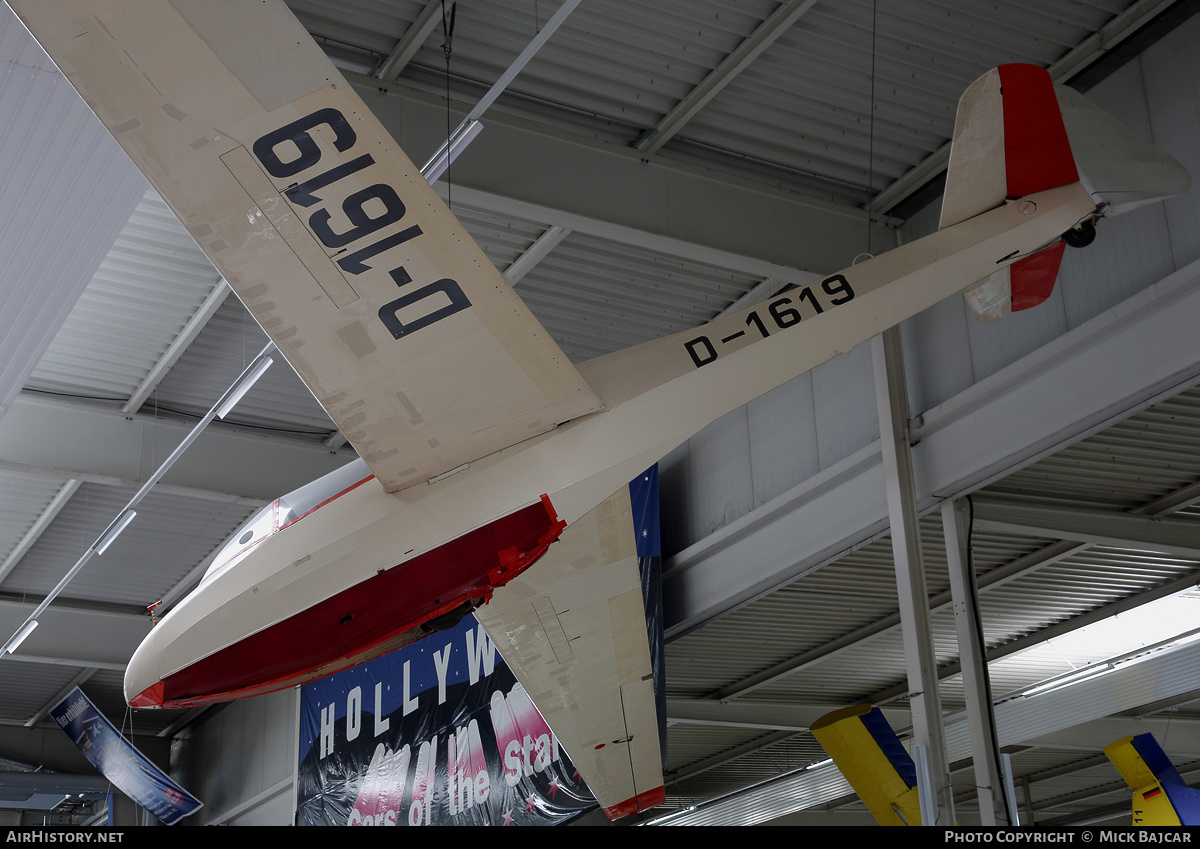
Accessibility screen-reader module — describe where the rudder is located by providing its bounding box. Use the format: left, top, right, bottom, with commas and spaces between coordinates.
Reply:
942, 64, 1188, 322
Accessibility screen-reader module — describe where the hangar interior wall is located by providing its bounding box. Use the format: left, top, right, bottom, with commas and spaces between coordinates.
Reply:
160, 14, 1200, 826
170, 689, 297, 826
658, 15, 1200, 633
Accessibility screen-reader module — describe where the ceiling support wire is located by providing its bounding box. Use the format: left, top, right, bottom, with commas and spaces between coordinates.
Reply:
0, 343, 276, 657
440, 0, 455, 209
865, 0, 877, 255
420, 0, 582, 184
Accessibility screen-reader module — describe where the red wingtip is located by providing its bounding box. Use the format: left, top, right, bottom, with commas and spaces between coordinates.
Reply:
602, 786, 666, 820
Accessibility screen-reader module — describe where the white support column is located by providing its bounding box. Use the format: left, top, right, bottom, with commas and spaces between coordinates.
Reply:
942, 497, 1011, 826
872, 326, 953, 826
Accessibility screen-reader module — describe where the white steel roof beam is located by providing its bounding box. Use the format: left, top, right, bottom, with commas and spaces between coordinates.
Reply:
633, 0, 819, 155
348, 74, 885, 274
121, 278, 231, 414
0, 479, 80, 585
374, 0, 442, 82
969, 496, 1200, 560
710, 461, 1200, 701
503, 225, 571, 286
0, 597, 147, 671
438, 183, 823, 289
714, 539, 1091, 701
666, 698, 909, 733
866, 565, 1200, 706
674, 636, 1200, 826
0, 394, 351, 503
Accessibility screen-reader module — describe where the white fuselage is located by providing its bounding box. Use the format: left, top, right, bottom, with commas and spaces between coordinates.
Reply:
125, 182, 1096, 705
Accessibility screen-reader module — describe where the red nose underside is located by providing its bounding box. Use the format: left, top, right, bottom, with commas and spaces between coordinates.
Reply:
135, 496, 565, 709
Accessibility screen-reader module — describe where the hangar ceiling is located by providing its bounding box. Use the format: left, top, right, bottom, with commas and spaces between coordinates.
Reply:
1, 0, 1199, 827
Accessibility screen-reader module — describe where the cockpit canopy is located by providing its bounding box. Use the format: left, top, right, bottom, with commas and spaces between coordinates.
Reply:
200, 459, 372, 587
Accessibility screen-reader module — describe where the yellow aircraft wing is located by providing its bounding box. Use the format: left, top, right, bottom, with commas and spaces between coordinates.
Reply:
811, 704, 922, 826
10, 0, 602, 493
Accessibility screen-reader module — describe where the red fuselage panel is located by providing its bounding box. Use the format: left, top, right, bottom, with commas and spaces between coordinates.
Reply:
147, 497, 564, 708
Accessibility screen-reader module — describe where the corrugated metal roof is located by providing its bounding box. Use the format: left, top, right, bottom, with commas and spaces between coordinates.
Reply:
3, 0, 1198, 827
0, 5, 145, 414
0, 470, 70, 571
26, 191, 218, 402
4, 482, 254, 607
519, 230, 763, 359
144, 298, 336, 437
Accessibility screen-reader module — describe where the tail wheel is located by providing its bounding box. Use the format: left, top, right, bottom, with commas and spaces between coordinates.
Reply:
1063, 218, 1097, 248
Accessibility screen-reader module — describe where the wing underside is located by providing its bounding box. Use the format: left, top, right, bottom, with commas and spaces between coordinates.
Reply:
473, 486, 665, 819
11, 0, 603, 492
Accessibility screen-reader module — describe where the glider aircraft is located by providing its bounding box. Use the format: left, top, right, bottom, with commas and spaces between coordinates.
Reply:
7, 0, 1188, 820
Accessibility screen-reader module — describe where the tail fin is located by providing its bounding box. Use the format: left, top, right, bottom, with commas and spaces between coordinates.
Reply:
941, 64, 1189, 322
810, 704, 921, 826
1105, 733, 1200, 826
940, 65, 1080, 231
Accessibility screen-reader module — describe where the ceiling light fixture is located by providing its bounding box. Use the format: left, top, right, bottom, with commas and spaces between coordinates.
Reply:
0, 343, 276, 657
5, 620, 37, 654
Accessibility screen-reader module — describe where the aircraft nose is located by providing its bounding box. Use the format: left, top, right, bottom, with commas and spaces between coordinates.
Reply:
124, 630, 164, 708
129, 680, 165, 708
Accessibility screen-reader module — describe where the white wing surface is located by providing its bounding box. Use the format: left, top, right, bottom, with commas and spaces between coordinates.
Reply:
10, 0, 602, 492
473, 486, 665, 818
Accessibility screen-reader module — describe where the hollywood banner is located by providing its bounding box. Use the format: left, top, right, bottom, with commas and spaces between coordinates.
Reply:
296, 468, 663, 827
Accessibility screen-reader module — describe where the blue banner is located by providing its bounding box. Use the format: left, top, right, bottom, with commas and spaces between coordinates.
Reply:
296, 614, 595, 826
297, 468, 663, 826
49, 688, 202, 825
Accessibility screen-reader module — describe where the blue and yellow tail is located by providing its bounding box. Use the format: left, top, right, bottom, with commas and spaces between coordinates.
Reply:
811, 704, 921, 826
1106, 733, 1200, 826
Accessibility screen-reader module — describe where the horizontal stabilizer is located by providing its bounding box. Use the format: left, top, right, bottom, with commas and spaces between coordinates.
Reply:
1105, 733, 1200, 826
963, 240, 1067, 322
811, 704, 920, 826
1057, 85, 1191, 217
